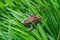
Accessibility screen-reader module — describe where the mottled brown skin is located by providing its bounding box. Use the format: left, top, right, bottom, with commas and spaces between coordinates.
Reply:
28, 14, 40, 23
23, 14, 40, 30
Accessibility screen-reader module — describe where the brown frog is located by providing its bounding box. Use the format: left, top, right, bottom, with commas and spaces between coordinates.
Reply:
22, 14, 40, 31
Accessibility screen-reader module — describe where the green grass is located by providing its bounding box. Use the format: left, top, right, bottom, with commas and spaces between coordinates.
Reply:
0, 0, 60, 40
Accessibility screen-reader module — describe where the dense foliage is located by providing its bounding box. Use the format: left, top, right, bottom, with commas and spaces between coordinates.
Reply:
0, 0, 60, 40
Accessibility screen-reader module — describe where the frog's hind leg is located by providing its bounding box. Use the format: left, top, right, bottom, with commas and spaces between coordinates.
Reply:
28, 24, 33, 31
